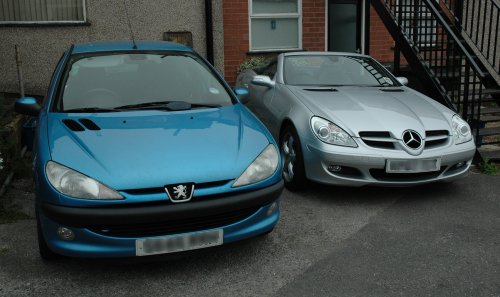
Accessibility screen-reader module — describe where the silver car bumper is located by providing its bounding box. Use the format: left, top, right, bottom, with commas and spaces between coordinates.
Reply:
303, 138, 476, 187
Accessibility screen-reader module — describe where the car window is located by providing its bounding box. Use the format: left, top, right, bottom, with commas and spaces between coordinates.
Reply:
283, 55, 397, 87
58, 53, 233, 111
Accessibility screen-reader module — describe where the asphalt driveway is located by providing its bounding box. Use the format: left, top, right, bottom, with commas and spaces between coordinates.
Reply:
0, 171, 499, 297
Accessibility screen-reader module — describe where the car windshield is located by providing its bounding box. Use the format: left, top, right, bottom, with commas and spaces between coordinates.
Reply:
57, 52, 233, 111
283, 55, 398, 87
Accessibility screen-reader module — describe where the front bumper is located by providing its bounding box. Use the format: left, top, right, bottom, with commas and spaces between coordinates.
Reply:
303, 140, 476, 187
39, 180, 283, 258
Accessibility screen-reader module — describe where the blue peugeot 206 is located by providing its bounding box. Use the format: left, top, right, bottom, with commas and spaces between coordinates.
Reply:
15, 41, 283, 259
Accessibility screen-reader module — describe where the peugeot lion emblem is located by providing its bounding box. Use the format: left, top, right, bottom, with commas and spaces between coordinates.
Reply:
165, 183, 195, 203
402, 130, 423, 150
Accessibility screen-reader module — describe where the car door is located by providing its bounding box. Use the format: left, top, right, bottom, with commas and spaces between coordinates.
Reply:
247, 61, 278, 129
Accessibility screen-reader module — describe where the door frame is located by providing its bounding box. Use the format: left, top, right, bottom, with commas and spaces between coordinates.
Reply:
325, 0, 369, 54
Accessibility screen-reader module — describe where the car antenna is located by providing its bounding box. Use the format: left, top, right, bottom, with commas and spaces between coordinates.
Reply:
122, 0, 137, 49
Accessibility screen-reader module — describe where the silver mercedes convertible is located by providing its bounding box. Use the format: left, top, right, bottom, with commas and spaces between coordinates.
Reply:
239, 52, 476, 189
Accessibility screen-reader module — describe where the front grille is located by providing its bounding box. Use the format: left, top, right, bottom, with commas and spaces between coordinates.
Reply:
369, 167, 447, 182
359, 131, 396, 150
122, 180, 231, 195
88, 206, 259, 237
425, 130, 450, 149
359, 130, 450, 150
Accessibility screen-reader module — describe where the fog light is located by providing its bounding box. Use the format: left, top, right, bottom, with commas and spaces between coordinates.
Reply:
456, 161, 466, 168
267, 202, 278, 216
57, 227, 75, 241
328, 165, 342, 173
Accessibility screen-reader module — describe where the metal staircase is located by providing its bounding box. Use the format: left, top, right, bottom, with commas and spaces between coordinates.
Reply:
371, 0, 500, 161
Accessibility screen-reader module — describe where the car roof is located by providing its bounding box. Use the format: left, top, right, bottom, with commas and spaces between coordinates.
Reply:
72, 40, 193, 54
282, 51, 370, 58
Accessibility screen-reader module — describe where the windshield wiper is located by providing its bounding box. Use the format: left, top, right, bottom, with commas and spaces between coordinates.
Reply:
64, 107, 119, 113
190, 103, 222, 108
115, 101, 174, 110
115, 101, 221, 111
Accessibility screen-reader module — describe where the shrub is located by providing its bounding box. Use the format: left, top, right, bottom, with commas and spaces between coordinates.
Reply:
237, 56, 271, 74
478, 158, 500, 176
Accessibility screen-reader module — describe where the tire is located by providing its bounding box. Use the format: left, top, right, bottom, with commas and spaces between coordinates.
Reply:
280, 126, 307, 191
36, 210, 59, 260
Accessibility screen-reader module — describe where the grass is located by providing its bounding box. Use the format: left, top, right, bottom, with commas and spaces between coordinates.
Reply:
0, 246, 8, 256
478, 158, 500, 176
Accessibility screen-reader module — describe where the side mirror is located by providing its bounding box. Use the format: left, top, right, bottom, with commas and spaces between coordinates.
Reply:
396, 77, 409, 86
15, 97, 41, 116
251, 75, 275, 88
234, 87, 250, 104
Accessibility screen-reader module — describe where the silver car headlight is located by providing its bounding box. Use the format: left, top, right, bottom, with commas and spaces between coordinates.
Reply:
451, 115, 472, 145
46, 161, 123, 200
311, 116, 357, 147
232, 144, 279, 187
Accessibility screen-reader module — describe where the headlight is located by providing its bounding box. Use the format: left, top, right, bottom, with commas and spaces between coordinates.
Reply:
46, 161, 123, 200
451, 115, 472, 145
232, 144, 279, 187
310, 116, 357, 147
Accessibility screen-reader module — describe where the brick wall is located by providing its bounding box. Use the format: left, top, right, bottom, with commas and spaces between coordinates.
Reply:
223, 0, 249, 87
223, 2, 404, 86
223, 0, 326, 86
369, 5, 395, 64
302, 0, 326, 52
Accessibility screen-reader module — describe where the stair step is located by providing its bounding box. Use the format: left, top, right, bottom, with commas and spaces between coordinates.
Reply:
463, 98, 499, 104
483, 89, 500, 95
478, 149, 500, 161
480, 115, 500, 123
455, 89, 499, 99
479, 107, 500, 115
479, 127, 500, 136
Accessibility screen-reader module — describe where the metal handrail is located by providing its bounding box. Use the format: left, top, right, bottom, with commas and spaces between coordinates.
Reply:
388, 0, 487, 78
423, 1, 487, 77
375, 0, 497, 147
440, 0, 499, 76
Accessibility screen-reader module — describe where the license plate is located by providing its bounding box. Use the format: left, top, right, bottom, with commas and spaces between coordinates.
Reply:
386, 158, 441, 173
136, 229, 223, 256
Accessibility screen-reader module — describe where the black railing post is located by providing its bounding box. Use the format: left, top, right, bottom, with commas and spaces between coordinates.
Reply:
412, 0, 420, 46
454, 0, 463, 29
393, 0, 402, 75
462, 66, 470, 121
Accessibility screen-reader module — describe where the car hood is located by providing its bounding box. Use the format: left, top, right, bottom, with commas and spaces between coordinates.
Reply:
287, 86, 455, 138
47, 105, 271, 190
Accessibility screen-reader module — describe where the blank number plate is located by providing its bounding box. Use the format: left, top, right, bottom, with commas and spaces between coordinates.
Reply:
136, 229, 223, 256
386, 158, 441, 173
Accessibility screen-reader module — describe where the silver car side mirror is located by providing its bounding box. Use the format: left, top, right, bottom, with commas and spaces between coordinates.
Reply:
396, 77, 409, 86
251, 75, 275, 88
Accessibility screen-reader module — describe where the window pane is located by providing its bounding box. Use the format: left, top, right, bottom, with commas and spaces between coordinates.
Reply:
0, 0, 85, 22
252, 0, 298, 14
251, 18, 299, 50
61, 54, 232, 111
284, 55, 397, 86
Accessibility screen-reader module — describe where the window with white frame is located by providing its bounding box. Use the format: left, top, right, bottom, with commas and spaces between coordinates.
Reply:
0, 0, 86, 24
249, 0, 302, 51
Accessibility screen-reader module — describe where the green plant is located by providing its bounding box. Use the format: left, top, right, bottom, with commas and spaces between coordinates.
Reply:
237, 56, 271, 74
0, 246, 8, 256
478, 158, 500, 176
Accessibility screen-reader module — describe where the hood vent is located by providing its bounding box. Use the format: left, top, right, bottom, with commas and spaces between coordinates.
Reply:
303, 88, 338, 92
380, 88, 404, 92
79, 119, 101, 131
62, 119, 85, 132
